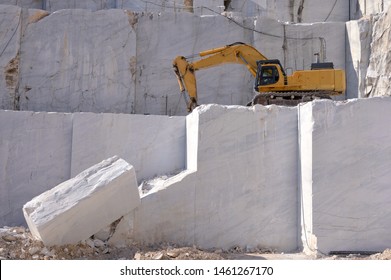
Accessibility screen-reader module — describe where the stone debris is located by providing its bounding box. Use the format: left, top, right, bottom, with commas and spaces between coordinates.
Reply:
1, 225, 390, 260
23, 156, 140, 246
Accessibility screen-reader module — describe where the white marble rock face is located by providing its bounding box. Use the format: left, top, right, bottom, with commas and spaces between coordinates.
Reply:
366, 5, 391, 97
299, 98, 391, 254
193, 0, 224, 15
0, 110, 73, 227
345, 18, 372, 99
132, 104, 299, 252
0, 5, 21, 110
18, 8, 137, 113
350, 0, 391, 19
44, 0, 116, 12
0, 1, 43, 9
70, 112, 186, 183
23, 156, 140, 246
228, 0, 349, 22
118, 0, 191, 13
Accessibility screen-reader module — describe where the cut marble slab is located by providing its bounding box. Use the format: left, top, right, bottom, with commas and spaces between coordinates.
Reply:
299, 98, 391, 254
23, 156, 140, 246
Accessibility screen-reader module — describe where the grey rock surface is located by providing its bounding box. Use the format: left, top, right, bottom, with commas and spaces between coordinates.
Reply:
0, 1, 42, 9
366, 6, 391, 97
44, 0, 116, 12
132, 104, 299, 251
0, 5, 22, 110
0, 110, 73, 226
70, 112, 186, 183
23, 156, 140, 246
18, 8, 137, 113
345, 17, 372, 99
299, 98, 391, 254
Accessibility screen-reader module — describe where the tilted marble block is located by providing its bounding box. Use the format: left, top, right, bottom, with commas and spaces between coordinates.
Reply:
23, 156, 140, 246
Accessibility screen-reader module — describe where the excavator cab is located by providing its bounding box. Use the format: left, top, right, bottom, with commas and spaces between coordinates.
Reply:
259, 66, 279, 85
254, 60, 286, 89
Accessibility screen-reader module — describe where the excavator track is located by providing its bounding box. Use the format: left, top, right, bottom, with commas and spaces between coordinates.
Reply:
251, 91, 333, 107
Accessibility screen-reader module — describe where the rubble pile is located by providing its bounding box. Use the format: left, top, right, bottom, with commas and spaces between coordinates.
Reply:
1, 226, 390, 260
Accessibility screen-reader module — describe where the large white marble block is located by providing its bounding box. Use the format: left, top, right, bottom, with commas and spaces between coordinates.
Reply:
299, 98, 391, 254
132, 104, 299, 252
23, 156, 140, 246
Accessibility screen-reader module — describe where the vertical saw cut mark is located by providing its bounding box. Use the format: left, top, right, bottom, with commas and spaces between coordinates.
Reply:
289, 0, 295, 22
297, 0, 305, 23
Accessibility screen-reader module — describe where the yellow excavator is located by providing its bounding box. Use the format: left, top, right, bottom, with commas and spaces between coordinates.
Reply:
173, 42, 346, 112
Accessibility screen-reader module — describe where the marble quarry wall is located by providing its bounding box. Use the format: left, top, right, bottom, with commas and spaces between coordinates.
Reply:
0, 4, 351, 116
2, 97, 391, 253
299, 98, 391, 254
0, 110, 185, 226
345, 17, 372, 99
132, 105, 299, 251
350, 0, 391, 19
5, 1, 390, 21
0, 110, 73, 228
1, 2, 391, 115
366, 7, 391, 98
345, 4, 391, 99
1, 0, 391, 253
228, 0, 350, 23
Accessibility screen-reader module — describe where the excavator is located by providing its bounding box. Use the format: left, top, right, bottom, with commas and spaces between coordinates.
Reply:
173, 42, 346, 112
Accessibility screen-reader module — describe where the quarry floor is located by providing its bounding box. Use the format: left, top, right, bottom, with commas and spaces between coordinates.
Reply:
1, 226, 390, 260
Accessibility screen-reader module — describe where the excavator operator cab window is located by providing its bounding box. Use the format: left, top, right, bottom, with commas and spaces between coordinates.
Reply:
259, 66, 279, 86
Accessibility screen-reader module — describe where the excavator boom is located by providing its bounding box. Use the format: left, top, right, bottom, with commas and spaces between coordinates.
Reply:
173, 42, 267, 111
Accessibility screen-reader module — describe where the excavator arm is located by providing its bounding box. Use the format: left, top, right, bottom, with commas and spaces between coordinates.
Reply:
173, 42, 268, 112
